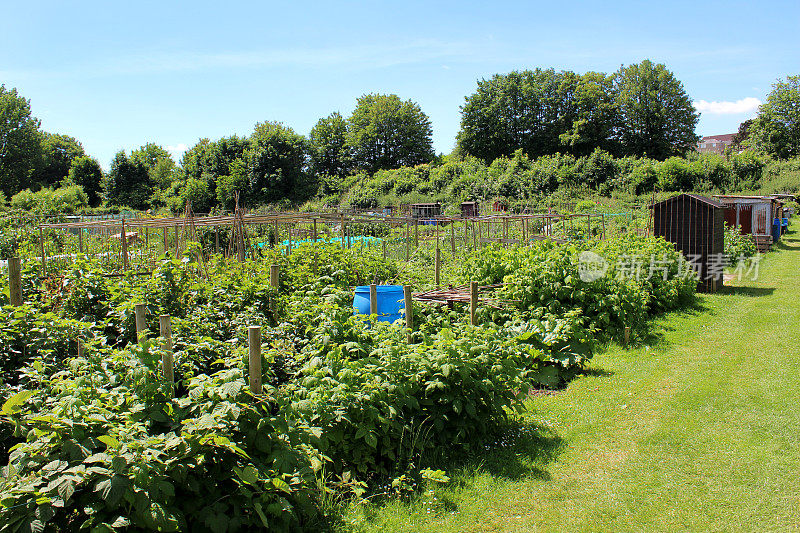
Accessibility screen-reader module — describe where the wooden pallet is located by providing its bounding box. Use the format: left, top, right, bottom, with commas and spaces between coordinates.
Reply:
753, 234, 772, 253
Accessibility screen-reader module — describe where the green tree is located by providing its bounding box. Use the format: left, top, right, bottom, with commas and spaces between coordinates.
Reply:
35, 132, 85, 187
457, 69, 582, 163
731, 119, 754, 149
748, 75, 800, 158
67, 155, 104, 206
0, 85, 41, 197
309, 112, 350, 178
346, 93, 434, 173
613, 60, 699, 160
103, 150, 151, 209
559, 72, 621, 157
181, 136, 249, 210
222, 122, 310, 207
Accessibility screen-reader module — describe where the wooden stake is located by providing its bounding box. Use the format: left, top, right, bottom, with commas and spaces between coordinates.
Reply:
405, 221, 410, 261
215, 227, 220, 254
78, 228, 84, 255
159, 314, 174, 395
248, 325, 262, 396
414, 220, 419, 246
77, 338, 84, 358
404, 285, 413, 343
369, 284, 378, 315
8, 257, 22, 306
312, 218, 319, 275
435, 248, 441, 287
39, 226, 46, 276
470, 281, 478, 326
450, 221, 455, 256
121, 218, 129, 270
382, 240, 387, 260
624, 326, 631, 347
134, 303, 147, 343
270, 264, 280, 290
163, 227, 168, 254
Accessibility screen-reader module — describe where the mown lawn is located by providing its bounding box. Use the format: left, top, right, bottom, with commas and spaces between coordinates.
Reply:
338, 224, 800, 532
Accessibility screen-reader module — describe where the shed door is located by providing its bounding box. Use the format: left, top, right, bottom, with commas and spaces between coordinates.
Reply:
724, 207, 737, 229
754, 205, 768, 234
739, 205, 753, 234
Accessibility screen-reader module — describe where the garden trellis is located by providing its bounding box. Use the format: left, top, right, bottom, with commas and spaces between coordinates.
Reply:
34, 207, 627, 278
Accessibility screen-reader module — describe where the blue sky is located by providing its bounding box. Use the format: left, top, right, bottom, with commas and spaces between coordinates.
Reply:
1, 0, 798, 168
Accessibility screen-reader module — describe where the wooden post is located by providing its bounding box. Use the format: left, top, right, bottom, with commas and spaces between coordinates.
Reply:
215, 227, 220, 254
450, 221, 456, 256
159, 315, 174, 395
522, 217, 527, 244
405, 220, 410, 261
39, 226, 46, 276
174, 224, 180, 256
312, 218, 319, 275
287, 225, 292, 255
248, 325, 262, 396
270, 264, 280, 317
121, 218, 129, 270
435, 248, 441, 287
382, 240, 387, 260
78, 228, 84, 255
624, 326, 631, 347
369, 284, 378, 315
404, 285, 413, 343
414, 220, 419, 246
77, 338, 84, 358
340, 214, 346, 249
601, 214, 607, 240
470, 281, 478, 326
8, 257, 22, 306
134, 303, 147, 343
163, 227, 168, 254
270, 264, 280, 290
472, 220, 477, 249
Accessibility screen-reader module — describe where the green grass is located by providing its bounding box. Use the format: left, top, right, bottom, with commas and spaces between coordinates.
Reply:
336, 225, 800, 532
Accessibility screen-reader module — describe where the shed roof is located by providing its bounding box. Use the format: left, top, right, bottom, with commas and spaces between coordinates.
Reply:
650, 193, 724, 209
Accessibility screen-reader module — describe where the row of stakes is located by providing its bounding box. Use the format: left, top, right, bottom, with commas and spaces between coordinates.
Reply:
6, 259, 484, 397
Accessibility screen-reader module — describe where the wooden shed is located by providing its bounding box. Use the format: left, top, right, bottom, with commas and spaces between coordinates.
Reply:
461, 201, 479, 218
410, 202, 441, 219
712, 195, 783, 252
651, 193, 725, 293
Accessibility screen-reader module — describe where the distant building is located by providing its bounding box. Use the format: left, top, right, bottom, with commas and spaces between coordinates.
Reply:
697, 134, 736, 154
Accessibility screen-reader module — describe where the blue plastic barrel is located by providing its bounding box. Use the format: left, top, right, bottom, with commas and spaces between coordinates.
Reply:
353, 285, 405, 323
772, 219, 781, 243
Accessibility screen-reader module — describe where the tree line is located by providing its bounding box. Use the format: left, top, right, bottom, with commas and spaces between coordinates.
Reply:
1, 63, 798, 214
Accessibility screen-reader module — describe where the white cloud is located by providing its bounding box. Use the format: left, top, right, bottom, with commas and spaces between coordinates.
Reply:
167, 143, 188, 159
693, 97, 761, 115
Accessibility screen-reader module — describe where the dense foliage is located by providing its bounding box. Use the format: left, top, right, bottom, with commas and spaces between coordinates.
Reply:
0, 231, 694, 531
748, 75, 800, 159
457, 61, 699, 164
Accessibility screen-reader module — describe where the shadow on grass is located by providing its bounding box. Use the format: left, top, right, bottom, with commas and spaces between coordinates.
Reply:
717, 285, 776, 297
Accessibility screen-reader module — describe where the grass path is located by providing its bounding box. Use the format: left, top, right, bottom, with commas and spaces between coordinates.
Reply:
342, 226, 800, 532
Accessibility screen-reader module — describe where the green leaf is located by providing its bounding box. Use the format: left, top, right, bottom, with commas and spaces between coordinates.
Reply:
271, 477, 291, 493
364, 432, 378, 448
234, 465, 259, 485
2, 390, 34, 415
98, 435, 120, 450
